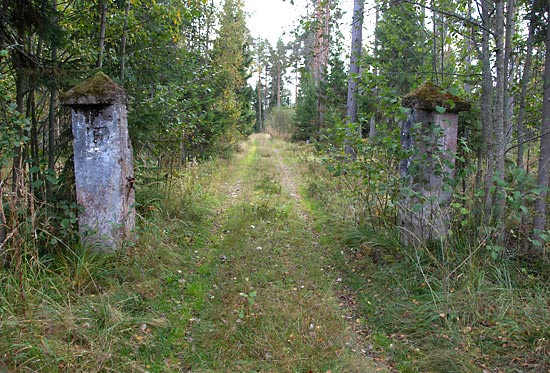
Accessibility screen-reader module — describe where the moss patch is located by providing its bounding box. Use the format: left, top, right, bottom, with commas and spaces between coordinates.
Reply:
60, 72, 125, 104
403, 81, 470, 112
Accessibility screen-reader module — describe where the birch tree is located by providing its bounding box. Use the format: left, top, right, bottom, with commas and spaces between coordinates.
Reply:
516, 2, 536, 170
312, 0, 331, 130
532, 2, 550, 250
345, 0, 364, 157
96, 0, 108, 68
492, 0, 506, 225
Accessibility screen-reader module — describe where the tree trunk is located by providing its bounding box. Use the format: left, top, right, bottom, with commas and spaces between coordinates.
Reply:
369, 117, 376, 138
119, 0, 130, 80
464, 1, 473, 94
345, 0, 364, 157
532, 4, 550, 251
481, 0, 495, 221
47, 0, 58, 201
294, 60, 298, 102
431, 0, 438, 83
313, 0, 330, 132
12, 69, 26, 196
503, 0, 515, 145
26, 82, 39, 202
264, 67, 268, 121
370, 1, 379, 138
257, 73, 263, 132
516, 6, 536, 170
30, 88, 40, 191
277, 61, 281, 107
492, 0, 506, 226
47, 89, 57, 201
96, 0, 108, 68
30, 36, 42, 200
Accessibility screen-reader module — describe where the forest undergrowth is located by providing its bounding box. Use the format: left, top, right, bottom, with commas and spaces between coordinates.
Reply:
1, 134, 550, 372
295, 139, 550, 372
0, 135, 385, 372
0, 152, 218, 371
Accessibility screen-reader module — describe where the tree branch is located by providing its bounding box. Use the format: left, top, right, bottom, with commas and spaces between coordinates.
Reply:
399, 0, 493, 36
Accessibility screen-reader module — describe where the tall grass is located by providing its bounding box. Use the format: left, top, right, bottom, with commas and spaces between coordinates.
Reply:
295, 143, 550, 372
0, 160, 215, 372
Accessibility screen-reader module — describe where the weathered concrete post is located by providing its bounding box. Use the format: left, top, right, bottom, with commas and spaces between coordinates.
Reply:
61, 72, 135, 251
399, 82, 470, 244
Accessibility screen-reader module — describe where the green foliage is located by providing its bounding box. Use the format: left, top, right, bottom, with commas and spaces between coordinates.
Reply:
209, 0, 255, 142
301, 142, 550, 372
265, 38, 291, 108
374, 1, 432, 95
264, 106, 295, 138
293, 72, 319, 141
318, 88, 407, 228
0, 0, 258, 258
117, 0, 249, 160
0, 155, 213, 371
324, 49, 348, 123
0, 58, 30, 167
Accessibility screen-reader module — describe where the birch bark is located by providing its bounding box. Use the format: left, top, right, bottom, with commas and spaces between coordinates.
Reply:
345, 0, 364, 157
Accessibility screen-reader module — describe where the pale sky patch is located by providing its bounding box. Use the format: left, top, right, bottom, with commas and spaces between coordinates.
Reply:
243, 0, 356, 47
242, 0, 371, 101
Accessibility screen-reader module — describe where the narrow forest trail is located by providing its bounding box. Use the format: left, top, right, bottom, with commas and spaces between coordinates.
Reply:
180, 134, 386, 372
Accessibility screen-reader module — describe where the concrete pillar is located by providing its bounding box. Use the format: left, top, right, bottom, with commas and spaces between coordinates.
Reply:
60, 72, 135, 251
399, 82, 470, 244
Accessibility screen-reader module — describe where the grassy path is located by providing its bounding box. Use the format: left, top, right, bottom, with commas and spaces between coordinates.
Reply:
181, 134, 384, 372
3, 134, 549, 372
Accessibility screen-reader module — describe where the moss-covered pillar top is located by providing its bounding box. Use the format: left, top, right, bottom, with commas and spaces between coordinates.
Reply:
60, 72, 127, 106
402, 81, 471, 113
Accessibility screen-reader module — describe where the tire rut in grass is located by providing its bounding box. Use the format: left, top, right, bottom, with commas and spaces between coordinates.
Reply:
181, 135, 385, 372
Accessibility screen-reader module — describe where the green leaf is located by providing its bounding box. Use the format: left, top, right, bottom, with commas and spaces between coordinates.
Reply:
435, 105, 446, 113
399, 107, 410, 114
401, 187, 417, 198
46, 175, 58, 185
520, 205, 529, 215
31, 180, 44, 188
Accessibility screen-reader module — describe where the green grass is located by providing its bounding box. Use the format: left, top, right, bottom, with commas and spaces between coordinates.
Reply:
0, 135, 383, 372
179, 134, 380, 372
9, 134, 548, 372
0, 159, 218, 372
294, 143, 550, 372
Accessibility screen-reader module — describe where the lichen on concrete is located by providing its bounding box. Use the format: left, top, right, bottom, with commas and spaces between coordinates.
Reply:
60, 72, 126, 105
402, 81, 471, 113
